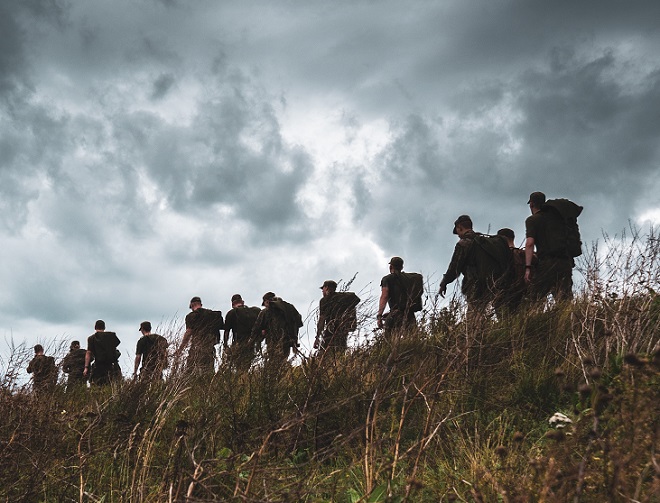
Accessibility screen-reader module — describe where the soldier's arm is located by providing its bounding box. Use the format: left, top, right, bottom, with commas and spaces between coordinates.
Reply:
176, 329, 192, 357
377, 286, 389, 328
133, 353, 141, 378
83, 350, 92, 377
524, 237, 535, 283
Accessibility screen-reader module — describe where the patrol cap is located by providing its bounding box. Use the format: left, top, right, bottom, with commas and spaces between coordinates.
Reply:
231, 294, 243, 303
189, 296, 202, 308
388, 256, 404, 269
527, 191, 546, 206
497, 228, 515, 240
262, 291, 276, 306
320, 280, 337, 290
139, 321, 151, 332
452, 215, 472, 234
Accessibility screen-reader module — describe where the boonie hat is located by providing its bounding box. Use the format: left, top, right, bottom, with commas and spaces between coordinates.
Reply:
231, 294, 243, 303
453, 215, 472, 234
262, 291, 276, 306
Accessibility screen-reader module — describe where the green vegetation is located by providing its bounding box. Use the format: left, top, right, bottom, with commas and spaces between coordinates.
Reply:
2, 232, 659, 502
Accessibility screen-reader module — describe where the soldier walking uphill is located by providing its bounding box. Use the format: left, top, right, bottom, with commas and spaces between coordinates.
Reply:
84, 320, 121, 386
175, 297, 224, 376
223, 294, 261, 371
134, 321, 169, 381
439, 215, 511, 323
315, 280, 360, 356
525, 191, 583, 302
61, 340, 87, 390
252, 292, 303, 366
377, 257, 423, 334
27, 344, 57, 395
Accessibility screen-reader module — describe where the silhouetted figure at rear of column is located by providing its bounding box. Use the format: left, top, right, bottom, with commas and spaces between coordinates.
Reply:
27, 344, 57, 395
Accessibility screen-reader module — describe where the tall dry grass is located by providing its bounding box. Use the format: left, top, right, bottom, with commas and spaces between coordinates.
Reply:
0, 229, 658, 502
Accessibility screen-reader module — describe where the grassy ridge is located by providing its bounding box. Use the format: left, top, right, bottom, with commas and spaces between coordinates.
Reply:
2, 232, 659, 502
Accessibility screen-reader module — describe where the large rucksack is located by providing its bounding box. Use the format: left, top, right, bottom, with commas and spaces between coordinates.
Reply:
270, 300, 303, 347
541, 198, 583, 258
397, 272, 424, 312
471, 234, 514, 288
232, 306, 261, 342
93, 332, 119, 365
331, 292, 361, 331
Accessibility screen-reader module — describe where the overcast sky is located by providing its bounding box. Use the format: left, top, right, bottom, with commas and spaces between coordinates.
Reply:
2, 0, 660, 373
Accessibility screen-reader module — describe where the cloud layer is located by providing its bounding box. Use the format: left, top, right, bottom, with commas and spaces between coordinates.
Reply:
1, 0, 659, 366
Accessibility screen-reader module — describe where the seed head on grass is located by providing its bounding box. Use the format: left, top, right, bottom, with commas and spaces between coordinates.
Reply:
623, 353, 644, 367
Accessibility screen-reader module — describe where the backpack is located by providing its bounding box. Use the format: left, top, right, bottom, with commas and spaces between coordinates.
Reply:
232, 306, 261, 342
541, 198, 583, 258
471, 234, 514, 287
397, 272, 424, 312
331, 292, 361, 331
93, 332, 119, 365
270, 300, 303, 346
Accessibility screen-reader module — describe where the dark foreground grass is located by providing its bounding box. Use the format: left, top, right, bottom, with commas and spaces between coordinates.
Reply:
1, 304, 658, 502
2, 231, 660, 502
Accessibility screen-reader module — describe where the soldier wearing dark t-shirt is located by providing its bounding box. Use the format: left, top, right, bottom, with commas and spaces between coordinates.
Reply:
84, 320, 121, 386
134, 321, 168, 381
27, 344, 57, 394
223, 294, 260, 370
378, 257, 417, 332
525, 191, 574, 301
61, 340, 87, 389
175, 296, 224, 375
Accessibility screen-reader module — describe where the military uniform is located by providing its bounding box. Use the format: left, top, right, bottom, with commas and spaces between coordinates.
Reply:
252, 299, 302, 364
525, 212, 573, 301
87, 331, 121, 385
318, 291, 359, 352
62, 348, 87, 388
136, 333, 168, 380
224, 305, 261, 369
380, 272, 417, 330
185, 307, 223, 374
27, 354, 57, 393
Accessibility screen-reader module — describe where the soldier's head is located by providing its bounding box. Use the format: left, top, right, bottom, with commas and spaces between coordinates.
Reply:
320, 280, 337, 297
139, 321, 152, 334
231, 294, 245, 308
528, 191, 546, 213
389, 256, 404, 273
70, 341, 80, 351
34, 344, 44, 355
189, 296, 202, 310
452, 215, 473, 238
497, 228, 515, 247
95, 319, 106, 331
262, 292, 276, 308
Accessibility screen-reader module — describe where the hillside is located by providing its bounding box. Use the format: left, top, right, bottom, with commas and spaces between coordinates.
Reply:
2, 234, 659, 502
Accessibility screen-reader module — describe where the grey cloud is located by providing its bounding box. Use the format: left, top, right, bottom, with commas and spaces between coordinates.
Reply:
151, 73, 176, 100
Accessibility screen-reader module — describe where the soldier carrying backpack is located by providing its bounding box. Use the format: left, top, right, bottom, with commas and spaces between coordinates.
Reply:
223, 294, 261, 370
439, 215, 512, 318
315, 280, 361, 354
525, 191, 583, 302
377, 257, 424, 333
